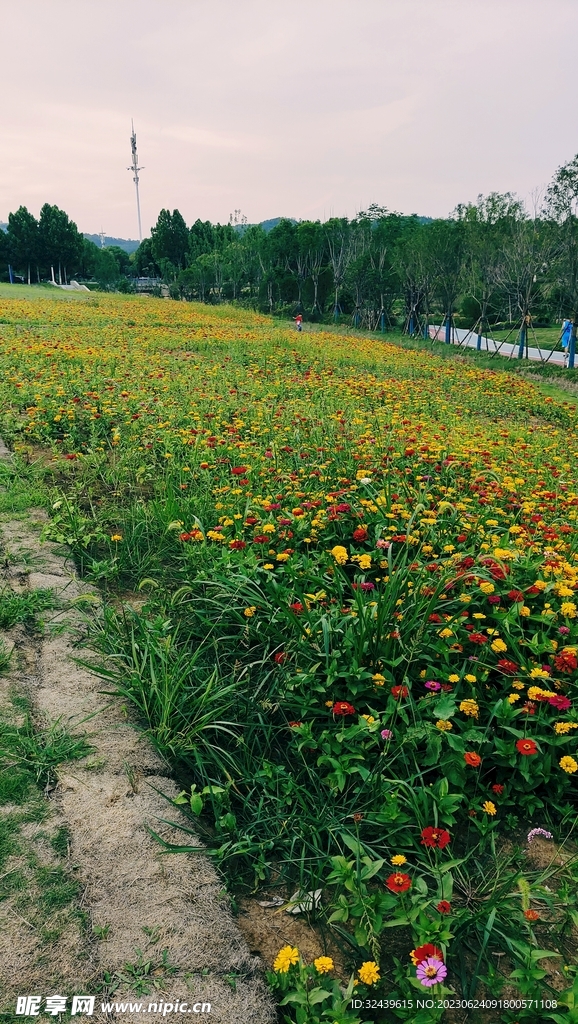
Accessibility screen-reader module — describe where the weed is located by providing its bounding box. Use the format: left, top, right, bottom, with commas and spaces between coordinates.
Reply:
0, 715, 92, 787
50, 825, 71, 858
0, 588, 55, 629
37, 866, 80, 911
0, 816, 21, 870
0, 868, 26, 900
0, 639, 11, 673
100, 948, 177, 997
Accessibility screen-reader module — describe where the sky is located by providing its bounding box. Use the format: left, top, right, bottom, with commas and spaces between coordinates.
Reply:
0, 0, 576, 238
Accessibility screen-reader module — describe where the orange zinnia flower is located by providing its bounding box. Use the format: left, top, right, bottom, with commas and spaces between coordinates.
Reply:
464, 751, 482, 767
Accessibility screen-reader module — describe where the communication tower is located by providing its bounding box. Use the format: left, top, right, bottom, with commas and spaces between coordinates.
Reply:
127, 121, 144, 242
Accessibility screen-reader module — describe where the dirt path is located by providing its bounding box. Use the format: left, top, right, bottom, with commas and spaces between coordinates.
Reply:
0, 444, 275, 1022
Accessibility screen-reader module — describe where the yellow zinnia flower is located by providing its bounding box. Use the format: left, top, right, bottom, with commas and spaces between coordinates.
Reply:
554, 722, 578, 735
273, 945, 299, 973
358, 961, 380, 986
331, 545, 348, 565
560, 756, 578, 774
313, 956, 334, 974
460, 699, 479, 718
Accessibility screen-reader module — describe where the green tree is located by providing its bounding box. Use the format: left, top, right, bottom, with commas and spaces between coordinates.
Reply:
545, 155, 578, 363
134, 238, 161, 278
151, 209, 189, 276
296, 221, 326, 314
38, 204, 83, 284
7, 206, 39, 284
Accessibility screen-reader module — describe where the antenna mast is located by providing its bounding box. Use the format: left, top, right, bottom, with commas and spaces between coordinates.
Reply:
127, 120, 144, 242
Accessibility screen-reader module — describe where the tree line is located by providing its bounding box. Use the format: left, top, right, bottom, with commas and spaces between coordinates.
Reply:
134, 153, 578, 335
0, 204, 133, 288
4, 153, 578, 336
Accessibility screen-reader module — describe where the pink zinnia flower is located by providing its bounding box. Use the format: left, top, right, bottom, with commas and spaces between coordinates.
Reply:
425, 680, 441, 692
416, 957, 447, 987
381, 729, 393, 740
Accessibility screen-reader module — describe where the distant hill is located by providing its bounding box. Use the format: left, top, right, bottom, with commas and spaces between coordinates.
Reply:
83, 234, 140, 254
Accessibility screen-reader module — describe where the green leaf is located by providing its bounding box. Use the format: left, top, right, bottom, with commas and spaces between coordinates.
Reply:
531, 948, 562, 961
307, 989, 333, 1005
432, 697, 457, 719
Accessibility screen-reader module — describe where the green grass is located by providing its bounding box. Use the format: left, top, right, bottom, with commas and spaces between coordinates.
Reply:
0, 816, 20, 870
492, 324, 563, 351
0, 282, 91, 301
0, 714, 93, 787
50, 824, 71, 858
37, 866, 80, 911
0, 589, 56, 630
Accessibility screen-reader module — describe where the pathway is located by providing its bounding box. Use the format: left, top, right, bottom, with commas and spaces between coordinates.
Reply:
0, 440, 276, 1024
429, 325, 567, 367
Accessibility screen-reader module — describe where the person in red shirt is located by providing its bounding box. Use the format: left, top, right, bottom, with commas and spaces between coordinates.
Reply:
293, 313, 303, 331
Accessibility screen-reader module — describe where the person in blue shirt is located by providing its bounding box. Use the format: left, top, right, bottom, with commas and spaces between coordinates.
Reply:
561, 318, 572, 366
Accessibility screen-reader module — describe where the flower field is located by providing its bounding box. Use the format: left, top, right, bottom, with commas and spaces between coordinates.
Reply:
1, 294, 578, 1022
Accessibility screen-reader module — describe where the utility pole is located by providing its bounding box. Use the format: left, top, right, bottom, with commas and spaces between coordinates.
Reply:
127, 120, 144, 243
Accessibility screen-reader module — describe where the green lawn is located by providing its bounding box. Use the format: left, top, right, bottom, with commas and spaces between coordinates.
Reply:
0, 283, 91, 301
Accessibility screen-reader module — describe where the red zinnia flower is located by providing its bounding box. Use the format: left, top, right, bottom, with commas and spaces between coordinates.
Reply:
436, 901, 451, 914
332, 701, 355, 716
469, 633, 488, 645
231, 466, 248, 475
555, 653, 577, 674
497, 659, 518, 675
516, 738, 538, 756
229, 539, 246, 550
386, 872, 412, 893
410, 943, 443, 965
524, 909, 539, 921
491, 784, 504, 795
421, 827, 451, 849
274, 652, 287, 664
352, 527, 368, 542
289, 602, 304, 613
548, 694, 572, 710
464, 751, 482, 767
391, 685, 409, 699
